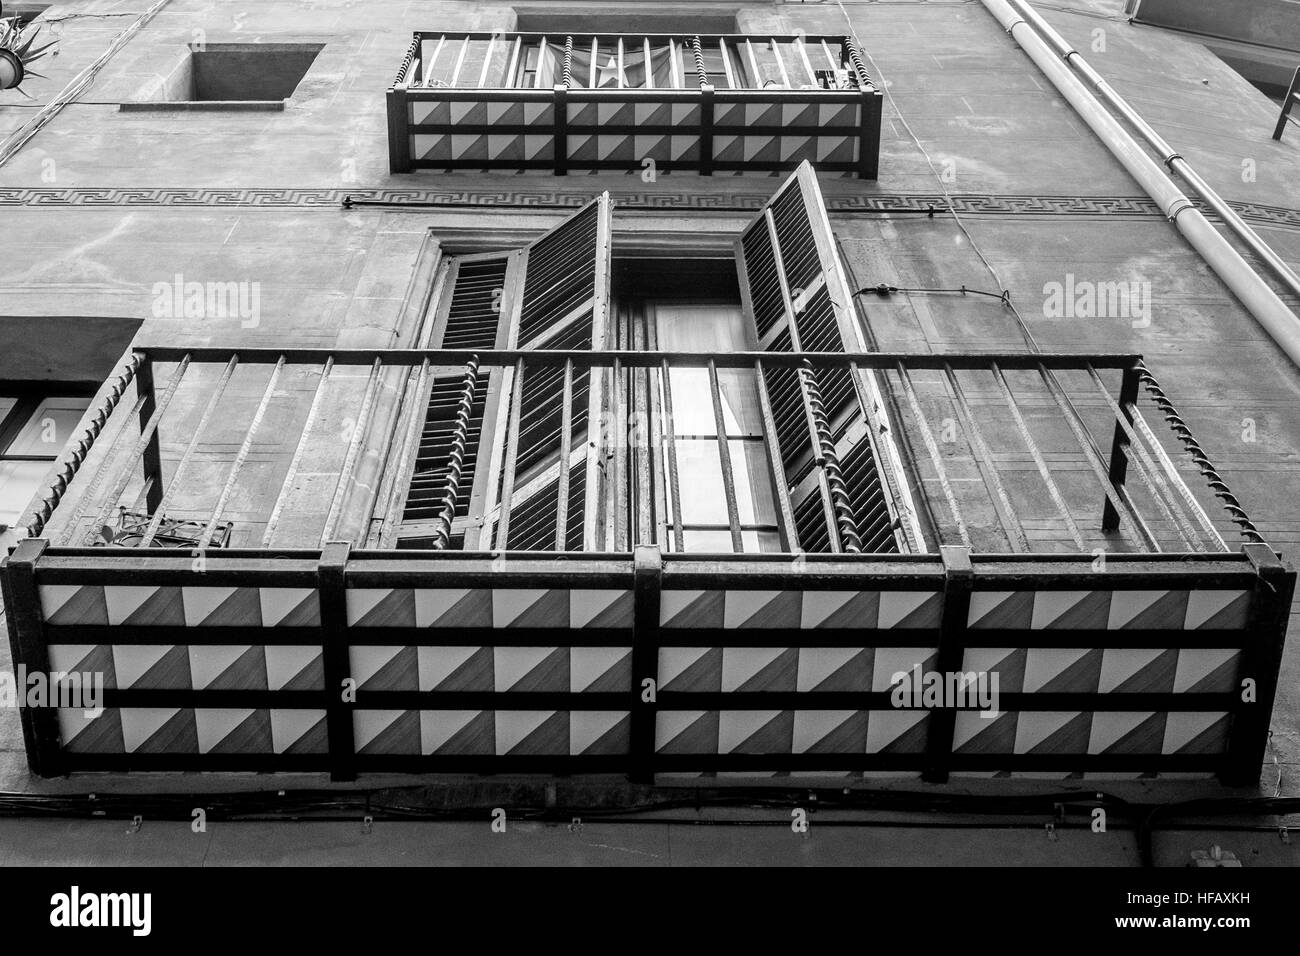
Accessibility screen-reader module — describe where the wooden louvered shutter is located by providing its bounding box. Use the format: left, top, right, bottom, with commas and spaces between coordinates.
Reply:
481, 193, 614, 551
736, 161, 920, 553
387, 252, 511, 548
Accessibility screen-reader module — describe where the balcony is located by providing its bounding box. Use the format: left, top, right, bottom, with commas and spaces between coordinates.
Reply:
2, 344, 1292, 783
386, 32, 883, 177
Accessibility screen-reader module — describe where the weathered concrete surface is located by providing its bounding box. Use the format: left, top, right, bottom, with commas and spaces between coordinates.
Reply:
0, 0, 1298, 808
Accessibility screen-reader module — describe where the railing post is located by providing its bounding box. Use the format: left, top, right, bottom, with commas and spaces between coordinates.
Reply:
630, 544, 662, 784
693, 37, 714, 176
134, 351, 164, 516
1101, 362, 1140, 533
318, 541, 356, 781
0, 538, 64, 777
1222, 544, 1295, 786
923, 545, 972, 783
554, 36, 573, 176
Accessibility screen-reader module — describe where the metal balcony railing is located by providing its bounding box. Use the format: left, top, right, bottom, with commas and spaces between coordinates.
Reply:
15, 346, 1267, 558
386, 32, 883, 176
2, 346, 1292, 783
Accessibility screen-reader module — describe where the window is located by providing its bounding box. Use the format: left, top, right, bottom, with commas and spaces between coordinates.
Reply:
123, 43, 324, 110
378, 163, 920, 554
0, 394, 90, 547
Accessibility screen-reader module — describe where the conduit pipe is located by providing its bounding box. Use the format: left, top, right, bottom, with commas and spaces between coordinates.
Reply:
979, 0, 1300, 370
1004, 0, 1300, 301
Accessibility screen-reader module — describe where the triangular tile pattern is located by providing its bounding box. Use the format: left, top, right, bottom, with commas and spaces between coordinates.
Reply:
569, 711, 629, 755
196, 708, 271, 754
496, 710, 567, 755
796, 647, 872, 692
59, 707, 124, 753
658, 647, 723, 692
270, 709, 328, 754
655, 710, 719, 754
420, 710, 493, 755
792, 710, 867, 753
48, 644, 116, 689
968, 588, 1252, 630
570, 647, 632, 692
494, 646, 567, 692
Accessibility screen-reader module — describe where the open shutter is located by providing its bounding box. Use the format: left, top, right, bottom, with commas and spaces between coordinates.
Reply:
384, 252, 511, 548
386, 194, 613, 551
736, 161, 921, 553
482, 193, 614, 551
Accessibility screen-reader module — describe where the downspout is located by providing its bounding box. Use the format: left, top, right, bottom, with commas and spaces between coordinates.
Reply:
978, 0, 1300, 369
1004, 0, 1300, 301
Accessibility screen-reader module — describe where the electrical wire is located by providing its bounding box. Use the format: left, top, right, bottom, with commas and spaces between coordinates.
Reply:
0, 0, 174, 168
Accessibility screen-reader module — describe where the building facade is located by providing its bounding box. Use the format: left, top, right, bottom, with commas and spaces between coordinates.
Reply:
1, 0, 1298, 790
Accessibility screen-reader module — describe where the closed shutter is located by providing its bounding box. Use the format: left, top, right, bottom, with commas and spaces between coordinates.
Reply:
735, 161, 920, 553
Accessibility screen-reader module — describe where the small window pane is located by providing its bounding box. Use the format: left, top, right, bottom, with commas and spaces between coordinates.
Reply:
5, 399, 89, 457
0, 460, 48, 526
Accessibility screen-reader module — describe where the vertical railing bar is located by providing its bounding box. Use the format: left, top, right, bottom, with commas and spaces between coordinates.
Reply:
426, 36, 446, 88
754, 358, 800, 551
989, 361, 1086, 551
262, 358, 331, 547
535, 38, 548, 90
139, 355, 239, 547
691, 36, 707, 90
376, 358, 431, 547
495, 358, 525, 548
555, 358, 574, 551
896, 361, 971, 548
770, 38, 791, 88
646, 345, 669, 547
202, 356, 285, 547
431, 356, 481, 550
610, 356, 629, 551
449, 36, 470, 87
819, 39, 837, 76
1086, 364, 1206, 551
320, 358, 384, 545
718, 37, 736, 89
617, 36, 625, 89
796, 36, 818, 88
644, 37, 654, 90
505, 36, 522, 90
660, 358, 685, 552
1036, 363, 1157, 551
708, 359, 745, 552
562, 36, 573, 90
941, 362, 1030, 552
589, 36, 599, 88
477, 34, 496, 88
744, 38, 762, 90
89, 353, 192, 543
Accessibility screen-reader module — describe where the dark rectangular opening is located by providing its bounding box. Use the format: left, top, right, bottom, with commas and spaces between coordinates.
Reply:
188, 42, 324, 101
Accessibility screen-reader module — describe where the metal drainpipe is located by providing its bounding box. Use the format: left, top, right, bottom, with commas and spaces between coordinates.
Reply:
1004, 0, 1300, 300
978, 0, 1300, 370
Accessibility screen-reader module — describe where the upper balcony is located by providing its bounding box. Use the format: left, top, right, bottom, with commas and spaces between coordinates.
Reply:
386, 32, 883, 177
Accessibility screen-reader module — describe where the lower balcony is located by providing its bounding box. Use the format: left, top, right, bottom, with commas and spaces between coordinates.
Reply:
2, 345, 1292, 785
